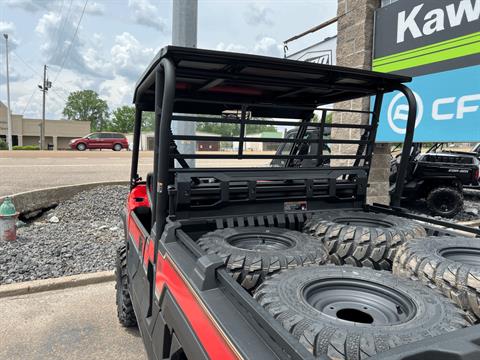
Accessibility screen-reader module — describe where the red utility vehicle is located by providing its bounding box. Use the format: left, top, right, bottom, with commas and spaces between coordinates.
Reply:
118, 46, 480, 360
69, 132, 128, 151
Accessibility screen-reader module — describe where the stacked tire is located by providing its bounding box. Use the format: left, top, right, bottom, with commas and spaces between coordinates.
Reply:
254, 265, 470, 360
305, 210, 426, 270
197, 226, 328, 290
394, 236, 480, 322
196, 213, 475, 359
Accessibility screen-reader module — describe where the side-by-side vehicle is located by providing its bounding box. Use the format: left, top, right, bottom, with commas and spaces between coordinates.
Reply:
117, 46, 480, 360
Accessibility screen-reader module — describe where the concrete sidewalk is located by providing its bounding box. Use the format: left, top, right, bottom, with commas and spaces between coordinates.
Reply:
0, 281, 146, 359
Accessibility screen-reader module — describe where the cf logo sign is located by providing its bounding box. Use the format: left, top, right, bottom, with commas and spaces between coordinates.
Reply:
387, 91, 424, 135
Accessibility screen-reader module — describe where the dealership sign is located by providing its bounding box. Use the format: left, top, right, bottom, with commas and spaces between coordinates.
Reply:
373, 0, 480, 142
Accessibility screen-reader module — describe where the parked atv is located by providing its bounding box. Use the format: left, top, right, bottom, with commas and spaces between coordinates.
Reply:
390, 143, 480, 217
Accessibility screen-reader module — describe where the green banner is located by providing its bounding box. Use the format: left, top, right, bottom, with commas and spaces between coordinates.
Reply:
373, 31, 480, 73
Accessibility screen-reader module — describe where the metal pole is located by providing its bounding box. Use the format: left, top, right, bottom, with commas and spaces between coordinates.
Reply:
172, 0, 197, 47
41, 65, 47, 150
3, 34, 13, 151
172, 0, 197, 167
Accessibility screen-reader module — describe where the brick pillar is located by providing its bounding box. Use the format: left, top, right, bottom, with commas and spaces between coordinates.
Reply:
334, 0, 391, 205
53, 136, 58, 151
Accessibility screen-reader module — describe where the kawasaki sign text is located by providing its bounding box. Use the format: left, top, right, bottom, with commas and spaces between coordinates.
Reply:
397, 0, 479, 43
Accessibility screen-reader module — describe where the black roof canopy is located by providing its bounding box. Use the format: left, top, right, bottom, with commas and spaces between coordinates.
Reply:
134, 46, 411, 117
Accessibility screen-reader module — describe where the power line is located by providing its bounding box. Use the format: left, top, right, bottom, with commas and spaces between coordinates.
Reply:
21, 88, 38, 116
12, 51, 43, 81
51, 0, 73, 60
51, 0, 66, 42
12, 51, 70, 99
52, 0, 88, 84
11, 51, 70, 116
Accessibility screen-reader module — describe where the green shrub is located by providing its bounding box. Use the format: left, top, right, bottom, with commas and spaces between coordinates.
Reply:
0, 139, 7, 150
12, 145, 40, 150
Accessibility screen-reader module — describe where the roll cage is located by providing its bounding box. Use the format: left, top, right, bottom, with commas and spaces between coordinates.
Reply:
129, 46, 418, 243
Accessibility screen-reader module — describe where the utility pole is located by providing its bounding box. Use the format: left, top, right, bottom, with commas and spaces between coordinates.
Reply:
3, 34, 13, 151
172, 0, 197, 166
38, 65, 51, 150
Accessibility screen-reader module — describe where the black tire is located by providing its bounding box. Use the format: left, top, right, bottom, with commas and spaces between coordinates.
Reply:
305, 210, 426, 270
197, 227, 328, 290
113, 143, 122, 151
115, 245, 137, 327
394, 236, 480, 321
426, 187, 463, 218
254, 265, 470, 359
76, 142, 87, 151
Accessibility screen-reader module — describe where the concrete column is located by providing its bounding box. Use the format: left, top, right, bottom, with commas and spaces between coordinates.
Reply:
17, 135, 23, 146
53, 136, 58, 151
334, 0, 391, 205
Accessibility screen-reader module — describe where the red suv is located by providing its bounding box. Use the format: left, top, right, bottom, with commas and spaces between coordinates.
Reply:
69, 132, 129, 151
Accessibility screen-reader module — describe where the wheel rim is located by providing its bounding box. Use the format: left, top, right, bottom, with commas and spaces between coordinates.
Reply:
78, 144, 85, 150
114, 144, 121, 150
303, 278, 416, 325
334, 217, 394, 228
433, 193, 456, 213
440, 247, 480, 266
227, 233, 296, 251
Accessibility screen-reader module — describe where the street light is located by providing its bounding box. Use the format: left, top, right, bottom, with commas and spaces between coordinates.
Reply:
3, 33, 13, 151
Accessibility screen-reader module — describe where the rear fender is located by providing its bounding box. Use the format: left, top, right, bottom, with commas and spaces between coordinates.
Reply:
421, 177, 462, 194
125, 185, 150, 280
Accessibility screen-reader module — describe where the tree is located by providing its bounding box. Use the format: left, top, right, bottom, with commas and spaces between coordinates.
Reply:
196, 122, 276, 136
63, 90, 109, 131
142, 112, 155, 131
312, 112, 333, 124
109, 106, 135, 133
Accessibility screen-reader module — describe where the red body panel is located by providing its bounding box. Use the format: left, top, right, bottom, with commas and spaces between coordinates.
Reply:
127, 185, 150, 211
155, 254, 239, 360
127, 185, 149, 249
126, 184, 238, 359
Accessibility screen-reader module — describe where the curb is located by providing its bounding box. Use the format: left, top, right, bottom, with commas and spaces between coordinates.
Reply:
0, 270, 115, 298
0, 180, 129, 215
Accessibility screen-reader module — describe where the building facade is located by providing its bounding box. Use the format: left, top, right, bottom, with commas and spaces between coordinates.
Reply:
0, 102, 91, 150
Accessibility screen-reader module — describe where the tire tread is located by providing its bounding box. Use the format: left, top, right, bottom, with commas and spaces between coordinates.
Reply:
115, 245, 137, 327
305, 210, 426, 270
393, 236, 480, 321
198, 227, 328, 290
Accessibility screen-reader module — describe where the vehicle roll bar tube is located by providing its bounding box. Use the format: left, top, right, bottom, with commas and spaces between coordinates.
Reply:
154, 58, 176, 240
130, 105, 143, 188
390, 84, 417, 208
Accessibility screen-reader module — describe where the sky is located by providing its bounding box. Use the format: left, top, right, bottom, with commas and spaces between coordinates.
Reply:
0, 0, 337, 120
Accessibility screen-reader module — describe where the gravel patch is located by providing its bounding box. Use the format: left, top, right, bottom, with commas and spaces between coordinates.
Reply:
1, 184, 477, 285
0, 185, 129, 285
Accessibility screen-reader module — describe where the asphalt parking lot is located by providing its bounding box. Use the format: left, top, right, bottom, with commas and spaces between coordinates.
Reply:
0, 150, 272, 196
0, 282, 146, 360
0, 150, 153, 196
